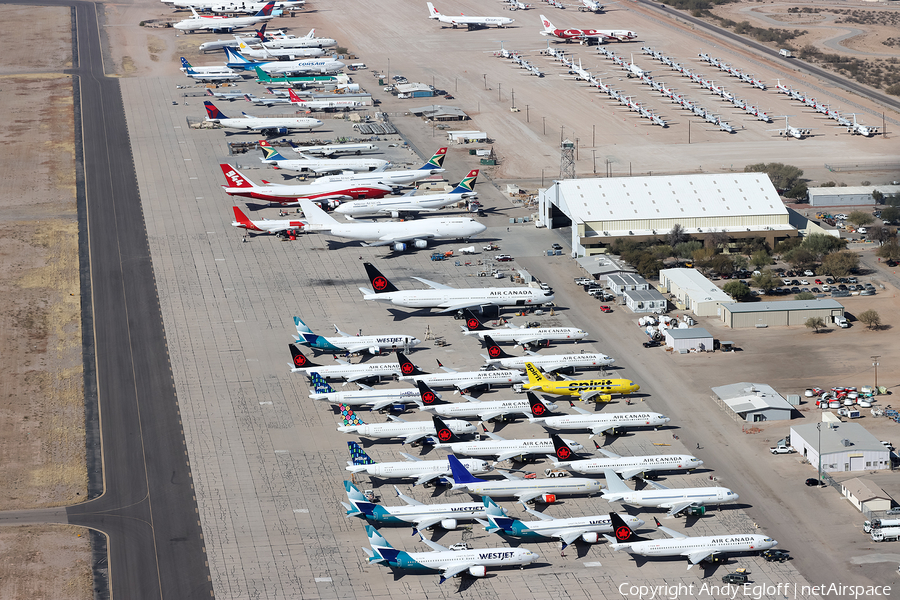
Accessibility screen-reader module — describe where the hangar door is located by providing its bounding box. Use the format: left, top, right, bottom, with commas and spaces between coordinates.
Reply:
849, 455, 864, 471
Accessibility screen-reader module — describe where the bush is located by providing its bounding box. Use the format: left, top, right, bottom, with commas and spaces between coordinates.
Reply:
858, 309, 882, 330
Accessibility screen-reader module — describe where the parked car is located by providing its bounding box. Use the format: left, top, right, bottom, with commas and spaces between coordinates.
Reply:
643, 339, 662, 348
551, 243, 562, 250
805, 478, 822, 487
804, 270, 815, 276
495, 255, 514, 262
762, 549, 790, 562
771, 446, 795, 454
599, 305, 612, 313
722, 573, 749, 584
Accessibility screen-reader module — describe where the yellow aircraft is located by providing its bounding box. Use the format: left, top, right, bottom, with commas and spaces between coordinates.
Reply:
523, 362, 640, 403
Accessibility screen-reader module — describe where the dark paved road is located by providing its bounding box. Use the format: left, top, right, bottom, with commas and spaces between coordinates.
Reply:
0, 2, 213, 599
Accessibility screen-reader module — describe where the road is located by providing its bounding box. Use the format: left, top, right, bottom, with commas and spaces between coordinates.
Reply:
0, 2, 212, 599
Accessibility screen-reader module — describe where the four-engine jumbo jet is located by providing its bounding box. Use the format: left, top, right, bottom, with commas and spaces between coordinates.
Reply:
604, 513, 778, 570
345, 441, 493, 486
337, 407, 476, 445
539, 15, 637, 43
288, 346, 425, 381
312, 147, 448, 188
522, 362, 639, 403
220, 164, 393, 205
174, 1, 275, 32
359, 263, 555, 313
432, 428, 583, 464
602, 469, 739, 516
446, 454, 602, 504
205, 101, 323, 134
291, 141, 380, 156
258, 141, 389, 174
293, 317, 420, 356
426, 1, 514, 29
480, 496, 644, 549
334, 169, 480, 218
528, 396, 670, 438
363, 525, 539, 584
481, 335, 615, 372
549, 435, 703, 479
417, 384, 557, 422
299, 199, 486, 251
398, 356, 527, 393
461, 309, 587, 347
343, 481, 495, 533
310, 374, 429, 410
231, 206, 306, 235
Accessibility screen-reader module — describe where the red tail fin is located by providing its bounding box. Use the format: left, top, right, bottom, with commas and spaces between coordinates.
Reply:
220, 164, 255, 188
288, 88, 304, 103
232, 207, 261, 231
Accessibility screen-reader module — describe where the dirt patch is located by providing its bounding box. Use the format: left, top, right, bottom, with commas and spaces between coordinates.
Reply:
0, 526, 92, 600
0, 6, 71, 73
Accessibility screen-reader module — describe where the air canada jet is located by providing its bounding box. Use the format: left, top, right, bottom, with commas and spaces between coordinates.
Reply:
358, 263, 554, 313
418, 383, 557, 422
602, 469, 739, 516
481, 335, 614, 373
604, 513, 778, 570
550, 436, 702, 479
427, 1, 514, 29
288, 346, 426, 382
527, 396, 670, 438
461, 309, 587, 347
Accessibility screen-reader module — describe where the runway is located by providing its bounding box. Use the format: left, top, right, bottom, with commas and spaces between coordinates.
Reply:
0, 1, 213, 598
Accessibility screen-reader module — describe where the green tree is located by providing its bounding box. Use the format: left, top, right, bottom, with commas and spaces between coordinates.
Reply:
732, 254, 749, 271
704, 229, 730, 250
821, 251, 859, 277
877, 238, 900, 261
709, 254, 735, 276
800, 233, 846, 258
744, 162, 804, 192
847, 211, 875, 228
805, 316, 826, 332
795, 291, 816, 300
740, 237, 770, 256
750, 250, 772, 270
858, 309, 882, 330
751, 270, 778, 293
692, 247, 716, 272
783, 247, 817, 271
723, 280, 750, 300
881, 206, 900, 224
873, 190, 885, 204
774, 237, 802, 255
650, 244, 673, 260
666, 224, 687, 248
675, 240, 702, 261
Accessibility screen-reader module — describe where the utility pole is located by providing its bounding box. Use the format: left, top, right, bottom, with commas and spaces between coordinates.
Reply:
872, 355, 881, 390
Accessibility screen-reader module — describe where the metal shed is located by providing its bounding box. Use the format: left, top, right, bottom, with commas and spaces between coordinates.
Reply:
841, 478, 893, 513
790, 422, 891, 473
607, 273, 650, 295
721, 299, 844, 328
623, 288, 667, 313
808, 185, 900, 207
665, 327, 713, 352
659, 268, 734, 317
712, 382, 795, 422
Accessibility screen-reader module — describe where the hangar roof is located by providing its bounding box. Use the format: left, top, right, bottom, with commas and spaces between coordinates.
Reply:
724, 299, 844, 313
553, 173, 787, 224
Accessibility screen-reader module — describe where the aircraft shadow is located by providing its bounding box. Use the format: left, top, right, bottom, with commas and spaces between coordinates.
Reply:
574, 543, 593, 559
387, 308, 435, 321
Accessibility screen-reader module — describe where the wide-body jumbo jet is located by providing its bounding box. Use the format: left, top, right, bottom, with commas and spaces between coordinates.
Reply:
539, 15, 636, 43
427, 2, 514, 29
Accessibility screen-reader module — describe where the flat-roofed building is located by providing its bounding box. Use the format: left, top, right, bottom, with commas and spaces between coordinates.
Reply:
791, 422, 890, 473
721, 299, 844, 328
659, 268, 734, 317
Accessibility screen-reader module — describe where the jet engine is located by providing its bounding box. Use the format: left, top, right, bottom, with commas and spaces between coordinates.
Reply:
393, 242, 407, 252
467, 566, 487, 577
368, 347, 380, 355
538, 493, 557, 504
440, 518, 458, 530
581, 532, 600, 544
413, 239, 428, 249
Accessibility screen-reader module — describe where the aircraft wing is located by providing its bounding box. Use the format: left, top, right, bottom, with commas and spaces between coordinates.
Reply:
618, 467, 644, 480
495, 451, 527, 463
515, 490, 547, 504
478, 409, 513, 422
341, 342, 380, 354
413, 517, 445, 532
589, 424, 616, 436
440, 562, 477, 580
597, 448, 620, 459
371, 398, 400, 411
419, 535, 450, 552
333, 325, 353, 337
580, 390, 611, 403
523, 506, 555, 521
643, 479, 668, 491
437, 301, 495, 314
557, 529, 592, 546
347, 371, 395, 383
657, 522, 687, 539
394, 486, 424, 506
402, 432, 430, 445
413, 472, 444, 487
685, 549, 716, 567
663, 501, 695, 517
453, 379, 484, 391
482, 431, 506, 442
410, 277, 455, 290
399, 452, 423, 462
511, 334, 548, 347
365, 233, 437, 248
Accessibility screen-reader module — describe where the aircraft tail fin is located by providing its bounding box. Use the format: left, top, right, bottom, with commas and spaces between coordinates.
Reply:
426, 1, 440, 17
608, 512, 643, 543
447, 454, 486, 485
339, 403, 366, 427
416, 381, 441, 405
293, 316, 314, 335
232, 206, 262, 231
259, 140, 287, 161
255, 23, 268, 41
396, 351, 426, 376
255, 1, 276, 17
540, 14, 554, 31
204, 100, 228, 120
288, 344, 318, 369
523, 362, 546, 385
419, 147, 448, 170
450, 169, 479, 194
483, 335, 509, 359
254, 65, 271, 80
224, 46, 252, 64
298, 199, 339, 228
308, 372, 335, 394
363, 263, 400, 294
288, 88, 306, 104
526, 392, 551, 418
180, 57, 194, 71
220, 164, 256, 189
550, 434, 576, 462
602, 468, 632, 496
461, 309, 489, 333
483, 497, 515, 532
347, 441, 377, 465
431, 415, 461, 444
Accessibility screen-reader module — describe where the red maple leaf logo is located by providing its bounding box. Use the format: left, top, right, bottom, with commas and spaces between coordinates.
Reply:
422, 391, 437, 404
467, 318, 479, 330
437, 428, 452, 441
400, 362, 414, 375
488, 346, 501, 358
615, 525, 631, 541
532, 403, 546, 416
293, 354, 306, 366
372, 276, 388, 291
556, 446, 572, 460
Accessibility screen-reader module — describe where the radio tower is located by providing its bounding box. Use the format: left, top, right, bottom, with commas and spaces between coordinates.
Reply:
560, 138, 575, 180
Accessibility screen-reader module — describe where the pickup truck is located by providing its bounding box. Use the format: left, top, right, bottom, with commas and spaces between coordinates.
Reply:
770, 446, 795, 454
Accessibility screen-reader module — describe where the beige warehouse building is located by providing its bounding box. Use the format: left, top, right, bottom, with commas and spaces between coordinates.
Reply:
538, 173, 798, 256
659, 268, 733, 317
721, 299, 845, 328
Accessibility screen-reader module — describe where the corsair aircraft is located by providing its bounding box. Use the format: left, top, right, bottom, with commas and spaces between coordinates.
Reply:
359, 263, 555, 313
345, 441, 492, 486
604, 513, 777, 570
602, 469, 739, 516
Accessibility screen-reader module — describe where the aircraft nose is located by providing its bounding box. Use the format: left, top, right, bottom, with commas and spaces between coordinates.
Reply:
544, 293, 555, 302
693, 459, 704, 466
661, 416, 671, 424
730, 492, 739, 501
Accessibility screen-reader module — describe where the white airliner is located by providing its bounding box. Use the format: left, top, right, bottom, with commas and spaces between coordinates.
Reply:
219, 164, 393, 206
418, 386, 558, 422
287, 88, 361, 109
180, 57, 241, 81
299, 199, 487, 251
231, 206, 306, 235
258, 141, 387, 173
399, 359, 527, 392
481, 497, 644, 549
204, 101, 323, 133
262, 28, 337, 48
846, 113, 878, 137
337, 407, 476, 445
447, 455, 601, 504
334, 169, 479, 218
461, 310, 587, 347
529, 397, 670, 438
481, 336, 614, 372
540, 15, 637, 43
344, 481, 496, 532
288, 346, 421, 382
433, 429, 583, 463
234, 36, 325, 58
311, 375, 429, 410
174, 2, 275, 32
293, 317, 420, 356
210, 1, 304, 14
345, 441, 492, 486
605, 513, 778, 570
602, 469, 739, 516
427, 2, 514, 28
312, 147, 447, 187
359, 263, 555, 313
224, 46, 345, 75
292, 142, 379, 156
550, 436, 702, 479
364, 525, 539, 584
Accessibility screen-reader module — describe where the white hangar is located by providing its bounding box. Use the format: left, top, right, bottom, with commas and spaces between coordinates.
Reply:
537, 173, 798, 256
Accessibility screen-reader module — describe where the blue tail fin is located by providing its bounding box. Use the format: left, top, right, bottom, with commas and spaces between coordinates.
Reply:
204, 101, 228, 120
294, 316, 314, 334
448, 454, 486, 485
348, 441, 376, 465
309, 373, 334, 394
450, 169, 479, 194
225, 46, 251, 64
180, 57, 193, 71
255, 23, 268, 41
255, 0, 276, 17
418, 147, 448, 170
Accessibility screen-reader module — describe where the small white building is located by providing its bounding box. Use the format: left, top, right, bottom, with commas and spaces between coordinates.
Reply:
712, 382, 795, 422
790, 422, 891, 473
607, 273, 650, 295
665, 327, 713, 352
841, 478, 892, 513
447, 130, 488, 144
574, 255, 636, 282
623, 288, 667, 313
659, 268, 734, 317
808, 185, 900, 207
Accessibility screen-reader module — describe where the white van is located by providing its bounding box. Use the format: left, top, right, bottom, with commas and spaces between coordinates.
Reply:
349, 63, 367, 71
834, 315, 849, 328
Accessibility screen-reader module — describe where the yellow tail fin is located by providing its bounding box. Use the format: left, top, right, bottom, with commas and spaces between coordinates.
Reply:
524, 363, 545, 385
